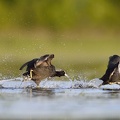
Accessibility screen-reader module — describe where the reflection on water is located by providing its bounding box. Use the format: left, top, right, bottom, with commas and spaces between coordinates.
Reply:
0, 78, 120, 120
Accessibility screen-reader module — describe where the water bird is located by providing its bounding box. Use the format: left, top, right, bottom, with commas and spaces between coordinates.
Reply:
19, 54, 65, 86
100, 55, 120, 85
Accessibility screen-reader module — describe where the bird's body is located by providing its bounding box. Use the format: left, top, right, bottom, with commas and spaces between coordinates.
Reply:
100, 55, 120, 85
20, 54, 65, 86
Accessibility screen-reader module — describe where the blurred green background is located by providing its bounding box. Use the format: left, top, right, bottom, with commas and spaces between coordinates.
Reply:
0, 0, 120, 80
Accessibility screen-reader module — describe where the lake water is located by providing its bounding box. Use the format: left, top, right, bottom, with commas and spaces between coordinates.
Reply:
0, 78, 120, 120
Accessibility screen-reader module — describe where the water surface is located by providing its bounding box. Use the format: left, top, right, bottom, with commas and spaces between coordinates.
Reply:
0, 78, 120, 120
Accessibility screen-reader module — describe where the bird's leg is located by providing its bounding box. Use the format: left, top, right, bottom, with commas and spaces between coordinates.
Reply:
30, 69, 33, 79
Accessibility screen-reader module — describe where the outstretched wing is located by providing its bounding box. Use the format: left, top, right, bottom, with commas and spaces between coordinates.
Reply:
19, 58, 39, 71
19, 62, 28, 70
34, 54, 54, 67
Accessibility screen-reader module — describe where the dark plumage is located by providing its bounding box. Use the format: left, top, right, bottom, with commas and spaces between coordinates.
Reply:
20, 54, 65, 86
100, 55, 120, 85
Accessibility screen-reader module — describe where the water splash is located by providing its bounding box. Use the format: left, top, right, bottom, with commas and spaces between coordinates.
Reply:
0, 77, 120, 90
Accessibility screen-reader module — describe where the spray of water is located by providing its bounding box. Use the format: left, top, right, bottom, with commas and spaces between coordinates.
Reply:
18, 80, 24, 88
18, 77, 32, 88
